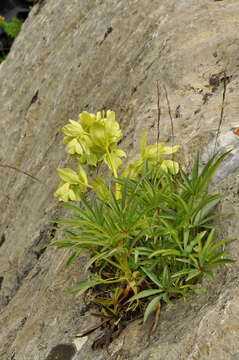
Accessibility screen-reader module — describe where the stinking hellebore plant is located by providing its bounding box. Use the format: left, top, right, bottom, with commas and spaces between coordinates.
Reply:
51, 110, 235, 330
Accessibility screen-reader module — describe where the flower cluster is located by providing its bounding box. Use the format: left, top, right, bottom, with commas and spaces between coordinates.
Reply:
122, 132, 180, 178
54, 110, 126, 201
54, 110, 180, 202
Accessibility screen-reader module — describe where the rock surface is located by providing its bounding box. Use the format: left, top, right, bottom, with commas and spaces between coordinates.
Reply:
0, 0, 239, 359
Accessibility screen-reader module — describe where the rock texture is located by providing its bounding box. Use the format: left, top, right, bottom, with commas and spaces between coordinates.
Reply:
0, 0, 239, 359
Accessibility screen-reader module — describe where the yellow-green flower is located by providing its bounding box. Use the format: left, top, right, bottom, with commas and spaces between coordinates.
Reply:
89, 110, 122, 152
54, 183, 81, 202
160, 160, 179, 175
79, 111, 96, 131
122, 133, 180, 178
62, 120, 93, 156
54, 167, 89, 202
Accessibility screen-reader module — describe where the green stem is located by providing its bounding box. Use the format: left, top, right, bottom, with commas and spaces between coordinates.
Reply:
93, 277, 126, 284
106, 148, 121, 199
106, 148, 118, 178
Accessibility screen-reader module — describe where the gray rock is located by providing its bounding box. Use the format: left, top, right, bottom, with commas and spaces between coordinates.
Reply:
0, 0, 239, 359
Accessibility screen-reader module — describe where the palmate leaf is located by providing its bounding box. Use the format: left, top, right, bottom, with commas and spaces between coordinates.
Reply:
179, 152, 230, 198
105, 182, 150, 234
179, 168, 194, 195
85, 250, 109, 271
85, 248, 127, 271
206, 237, 234, 255
183, 231, 207, 255
56, 217, 114, 242
198, 229, 216, 265
191, 194, 221, 226
57, 203, 115, 240
196, 151, 231, 195
172, 193, 190, 216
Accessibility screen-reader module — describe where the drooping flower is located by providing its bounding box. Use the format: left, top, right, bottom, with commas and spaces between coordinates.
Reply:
54, 167, 89, 202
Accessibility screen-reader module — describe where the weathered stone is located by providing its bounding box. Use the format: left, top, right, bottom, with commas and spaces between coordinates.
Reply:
0, 0, 239, 359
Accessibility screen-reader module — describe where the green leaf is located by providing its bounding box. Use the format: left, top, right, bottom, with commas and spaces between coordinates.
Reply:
141, 267, 162, 288
205, 259, 235, 268
186, 269, 201, 282
121, 158, 143, 178
149, 249, 181, 258
144, 295, 162, 322
129, 289, 163, 302
192, 195, 221, 225
198, 151, 231, 194
172, 193, 190, 216
65, 248, 84, 266
162, 265, 171, 287
85, 250, 109, 271
69, 280, 99, 295
85, 248, 127, 271
191, 153, 199, 182
0, 18, 22, 38
207, 237, 234, 255
199, 229, 216, 265
171, 269, 194, 279
185, 231, 207, 255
